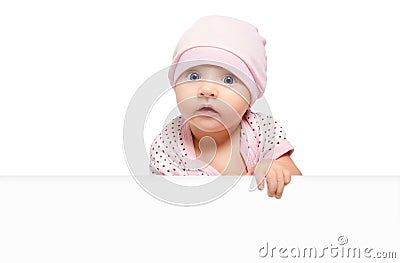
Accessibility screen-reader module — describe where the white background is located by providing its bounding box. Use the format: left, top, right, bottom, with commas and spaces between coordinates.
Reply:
1, 0, 399, 262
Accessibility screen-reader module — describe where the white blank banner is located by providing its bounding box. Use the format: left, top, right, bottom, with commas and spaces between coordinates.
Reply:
0, 176, 399, 262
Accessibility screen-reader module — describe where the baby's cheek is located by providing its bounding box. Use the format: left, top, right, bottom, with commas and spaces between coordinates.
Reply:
226, 84, 250, 101
175, 85, 197, 102
223, 91, 249, 114
176, 102, 192, 120
175, 89, 189, 109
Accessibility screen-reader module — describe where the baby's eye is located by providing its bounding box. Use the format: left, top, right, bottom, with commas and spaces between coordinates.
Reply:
222, 75, 235, 85
187, 72, 201, 81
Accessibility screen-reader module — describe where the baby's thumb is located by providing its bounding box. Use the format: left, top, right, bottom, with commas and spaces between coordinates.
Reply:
247, 163, 265, 191
246, 164, 256, 175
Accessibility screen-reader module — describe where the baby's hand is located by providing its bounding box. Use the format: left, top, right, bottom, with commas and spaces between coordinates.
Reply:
246, 154, 301, 199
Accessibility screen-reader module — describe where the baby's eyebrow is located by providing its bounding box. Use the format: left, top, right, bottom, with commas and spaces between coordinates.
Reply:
215, 68, 237, 76
221, 71, 236, 76
218, 72, 238, 79
183, 67, 200, 73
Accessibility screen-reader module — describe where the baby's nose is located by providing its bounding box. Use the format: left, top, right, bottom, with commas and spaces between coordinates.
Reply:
198, 83, 218, 98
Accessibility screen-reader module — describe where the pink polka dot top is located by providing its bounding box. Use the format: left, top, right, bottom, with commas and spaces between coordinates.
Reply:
149, 110, 294, 175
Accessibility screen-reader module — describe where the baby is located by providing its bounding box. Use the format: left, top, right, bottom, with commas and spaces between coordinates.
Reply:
149, 16, 301, 198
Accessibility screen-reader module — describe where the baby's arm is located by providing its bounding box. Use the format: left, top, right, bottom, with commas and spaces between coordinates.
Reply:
247, 153, 301, 198
247, 112, 301, 198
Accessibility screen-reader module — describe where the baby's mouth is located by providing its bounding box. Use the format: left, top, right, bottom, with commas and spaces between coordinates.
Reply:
197, 104, 219, 114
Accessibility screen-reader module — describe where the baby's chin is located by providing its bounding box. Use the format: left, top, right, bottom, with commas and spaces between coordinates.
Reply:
188, 116, 238, 133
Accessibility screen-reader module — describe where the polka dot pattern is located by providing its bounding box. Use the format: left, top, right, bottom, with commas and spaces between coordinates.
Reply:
149, 110, 293, 175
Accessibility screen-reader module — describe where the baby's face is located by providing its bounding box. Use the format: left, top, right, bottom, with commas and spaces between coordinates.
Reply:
174, 65, 251, 133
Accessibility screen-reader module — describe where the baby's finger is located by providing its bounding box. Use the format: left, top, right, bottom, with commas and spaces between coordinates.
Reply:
259, 179, 265, 191
247, 164, 264, 191
246, 163, 256, 176
275, 171, 284, 199
266, 169, 277, 197
283, 168, 291, 185
252, 162, 267, 190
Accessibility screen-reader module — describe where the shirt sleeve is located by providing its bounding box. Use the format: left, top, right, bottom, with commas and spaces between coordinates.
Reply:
253, 112, 294, 160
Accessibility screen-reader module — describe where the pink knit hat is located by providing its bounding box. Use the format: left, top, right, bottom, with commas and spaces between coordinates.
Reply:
168, 16, 267, 105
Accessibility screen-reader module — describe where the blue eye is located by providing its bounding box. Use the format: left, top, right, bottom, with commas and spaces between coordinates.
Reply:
188, 72, 200, 81
222, 75, 235, 85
